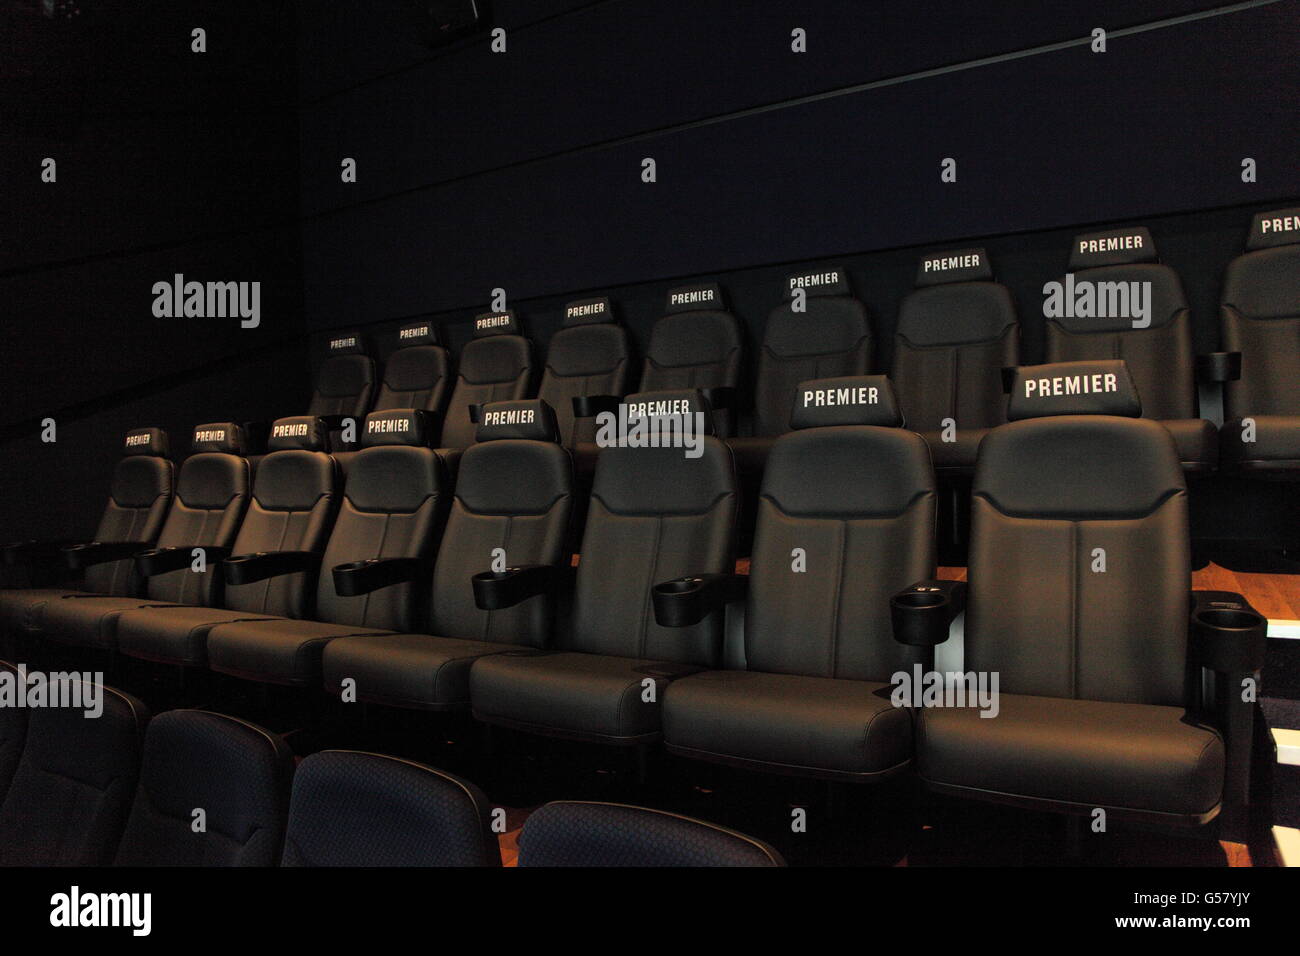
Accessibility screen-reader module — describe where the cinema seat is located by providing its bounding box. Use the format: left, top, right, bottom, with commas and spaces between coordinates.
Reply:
913, 360, 1266, 831
36, 424, 250, 651
308, 329, 376, 452
538, 296, 632, 448
1045, 227, 1216, 472
1218, 206, 1300, 475
517, 801, 784, 867
891, 248, 1019, 472
281, 750, 500, 867
661, 376, 932, 780
638, 282, 743, 438
321, 400, 572, 710
726, 266, 872, 476
0, 661, 26, 804
0, 678, 148, 866
470, 390, 736, 747
115, 416, 339, 668
114, 710, 292, 866
0, 427, 173, 640
440, 310, 535, 450
206, 409, 446, 687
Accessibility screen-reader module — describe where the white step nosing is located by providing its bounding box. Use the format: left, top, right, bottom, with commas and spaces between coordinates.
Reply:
1274, 826, 1300, 867
1269, 619, 1300, 640
1274, 727, 1300, 766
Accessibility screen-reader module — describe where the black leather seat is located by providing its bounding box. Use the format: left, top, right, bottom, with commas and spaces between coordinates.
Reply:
891, 248, 1019, 472
440, 310, 535, 449
915, 360, 1266, 830
663, 376, 933, 780
0, 661, 26, 804
36, 424, 250, 650
538, 296, 632, 448
280, 750, 500, 867
1218, 206, 1300, 475
470, 389, 737, 746
113, 710, 292, 866
377, 322, 452, 421
308, 329, 376, 452
115, 417, 339, 668
206, 410, 447, 687
1045, 227, 1216, 471
321, 400, 572, 710
517, 801, 784, 867
0, 677, 148, 866
0, 427, 173, 640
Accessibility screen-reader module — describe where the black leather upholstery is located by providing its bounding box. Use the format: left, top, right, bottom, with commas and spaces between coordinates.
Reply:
375, 322, 452, 442
281, 751, 500, 867
307, 330, 375, 420
0, 680, 148, 866
538, 298, 632, 447
518, 801, 784, 867
114, 710, 292, 866
0, 662, 26, 806
441, 312, 535, 449
1219, 207, 1300, 473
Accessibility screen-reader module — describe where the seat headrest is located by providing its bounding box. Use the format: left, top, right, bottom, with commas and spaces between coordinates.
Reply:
915, 247, 993, 286
562, 296, 615, 327
665, 281, 726, 314
790, 376, 903, 429
472, 310, 522, 338
1245, 207, 1300, 251
475, 399, 559, 443
1068, 227, 1157, 269
123, 427, 169, 458
268, 416, 327, 452
324, 329, 367, 356
361, 409, 430, 448
619, 389, 716, 437
191, 422, 246, 455
395, 321, 439, 347
784, 266, 850, 298
1006, 360, 1141, 421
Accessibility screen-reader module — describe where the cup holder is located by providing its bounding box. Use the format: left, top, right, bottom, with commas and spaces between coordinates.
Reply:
655, 578, 703, 596
893, 590, 947, 610
1195, 608, 1264, 631
336, 559, 375, 572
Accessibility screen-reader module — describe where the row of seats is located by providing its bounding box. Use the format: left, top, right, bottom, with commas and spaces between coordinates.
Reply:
0, 685, 781, 867
1, 359, 1271, 838
304, 208, 1300, 476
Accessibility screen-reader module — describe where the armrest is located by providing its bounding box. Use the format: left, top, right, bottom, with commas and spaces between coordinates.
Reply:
1196, 352, 1242, 384
136, 546, 231, 577
472, 565, 554, 610
223, 550, 320, 586
891, 580, 968, 647
333, 557, 427, 597
652, 573, 747, 628
3, 539, 79, 567
572, 395, 622, 419
62, 541, 152, 570
1188, 591, 1267, 674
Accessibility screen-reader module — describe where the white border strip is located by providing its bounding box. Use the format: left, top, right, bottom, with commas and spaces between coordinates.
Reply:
1269, 619, 1300, 640
1274, 826, 1300, 867
1274, 728, 1300, 767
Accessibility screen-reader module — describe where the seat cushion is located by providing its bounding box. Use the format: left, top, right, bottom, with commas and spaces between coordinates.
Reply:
917, 692, 1225, 819
322, 633, 519, 710
918, 428, 990, 471
664, 670, 912, 778
116, 606, 285, 667
1161, 418, 1218, 471
0, 588, 86, 635
1220, 415, 1300, 472
470, 651, 700, 744
37, 594, 167, 649
207, 619, 391, 686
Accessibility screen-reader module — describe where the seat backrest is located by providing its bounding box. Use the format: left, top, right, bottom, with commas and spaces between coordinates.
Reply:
0, 661, 26, 807
281, 750, 500, 867
375, 321, 453, 431
518, 801, 784, 867
307, 329, 376, 419
1045, 227, 1196, 420
429, 400, 572, 647
0, 679, 148, 866
85, 427, 174, 597
441, 311, 535, 449
892, 248, 1019, 432
747, 376, 936, 681
537, 297, 632, 447
641, 282, 744, 437
114, 710, 292, 867
1221, 207, 1300, 418
568, 390, 736, 665
752, 267, 872, 436
314, 410, 447, 632
224, 417, 339, 619
967, 360, 1190, 706
146, 423, 250, 606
